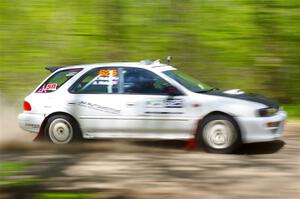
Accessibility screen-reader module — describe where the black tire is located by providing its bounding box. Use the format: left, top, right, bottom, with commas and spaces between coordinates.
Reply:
44, 114, 81, 144
197, 114, 241, 154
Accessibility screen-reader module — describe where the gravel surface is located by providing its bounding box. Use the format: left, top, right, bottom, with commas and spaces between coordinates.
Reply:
0, 134, 299, 199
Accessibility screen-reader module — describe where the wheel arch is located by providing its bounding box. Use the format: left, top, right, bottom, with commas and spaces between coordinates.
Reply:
196, 111, 242, 137
38, 112, 83, 139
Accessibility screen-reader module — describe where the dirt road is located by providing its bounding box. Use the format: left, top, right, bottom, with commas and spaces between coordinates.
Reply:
1, 131, 300, 199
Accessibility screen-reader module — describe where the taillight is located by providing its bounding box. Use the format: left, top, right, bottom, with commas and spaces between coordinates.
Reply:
23, 101, 31, 111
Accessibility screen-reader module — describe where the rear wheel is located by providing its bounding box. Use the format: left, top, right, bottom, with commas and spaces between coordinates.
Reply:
198, 114, 241, 153
45, 115, 81, 144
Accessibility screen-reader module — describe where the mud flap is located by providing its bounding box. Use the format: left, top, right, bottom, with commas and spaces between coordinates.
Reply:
184, 138, 198, 150
33, 129, 45, 142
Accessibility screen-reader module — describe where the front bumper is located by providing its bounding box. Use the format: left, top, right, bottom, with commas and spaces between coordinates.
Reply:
236, 111, 287, 143
18, 112, 45, 133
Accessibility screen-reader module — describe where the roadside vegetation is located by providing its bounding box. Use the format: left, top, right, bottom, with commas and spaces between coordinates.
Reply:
0, 161, 104, 198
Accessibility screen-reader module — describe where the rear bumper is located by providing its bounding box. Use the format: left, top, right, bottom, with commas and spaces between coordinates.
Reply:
236, 111, 287, 143
18, 112, 45, 133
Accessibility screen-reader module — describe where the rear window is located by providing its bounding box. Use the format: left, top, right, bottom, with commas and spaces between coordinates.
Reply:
36, 68, 82, 93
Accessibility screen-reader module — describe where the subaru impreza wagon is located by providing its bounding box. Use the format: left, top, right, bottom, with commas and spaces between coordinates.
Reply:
18, 60, 287, 153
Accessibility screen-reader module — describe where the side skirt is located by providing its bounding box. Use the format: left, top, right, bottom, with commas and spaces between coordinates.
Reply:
83, 132, 194, 140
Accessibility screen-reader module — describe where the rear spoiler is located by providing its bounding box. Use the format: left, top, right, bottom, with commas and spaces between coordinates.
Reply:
45, 66, 61, 73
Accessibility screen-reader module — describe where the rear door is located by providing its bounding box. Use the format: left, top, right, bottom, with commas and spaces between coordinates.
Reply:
68, 67, 125, 135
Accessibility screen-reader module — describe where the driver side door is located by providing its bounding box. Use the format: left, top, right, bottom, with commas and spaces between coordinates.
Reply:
119, 67, 195, 137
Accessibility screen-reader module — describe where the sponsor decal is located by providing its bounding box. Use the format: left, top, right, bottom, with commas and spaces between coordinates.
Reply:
78, 101, 120, 114
145, 98, 184, 108
37, 83, 57, 93
144, 111, 184, 114
46, 83, 57, 91
25, 123, 40, 129
92, 76, 119, 85
145, 99, 164, 108
99, 69, 118, 77
165, 99, 184, 108
37, 85, 47, 93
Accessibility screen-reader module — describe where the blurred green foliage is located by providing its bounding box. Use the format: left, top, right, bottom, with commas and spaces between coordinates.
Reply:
0, 162, 31, 178
31, 193, 97, 199
0, 161, 45, 187
283, 104, 300, 120
0, 0, 299, 114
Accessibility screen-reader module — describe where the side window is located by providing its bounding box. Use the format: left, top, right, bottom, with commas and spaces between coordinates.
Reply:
122, 68, 174, 95
71, 68, 119, 94
37, 68, 82, 93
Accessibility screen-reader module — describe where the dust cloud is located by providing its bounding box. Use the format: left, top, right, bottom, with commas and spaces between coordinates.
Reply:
0, 94, 35, 144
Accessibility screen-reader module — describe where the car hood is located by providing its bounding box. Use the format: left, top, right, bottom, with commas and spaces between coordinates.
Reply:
203, 89, 280, 109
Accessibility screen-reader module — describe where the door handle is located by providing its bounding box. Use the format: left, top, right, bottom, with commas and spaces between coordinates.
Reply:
126, 102, 135, 106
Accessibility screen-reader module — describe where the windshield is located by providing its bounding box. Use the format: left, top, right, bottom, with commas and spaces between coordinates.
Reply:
163, 70, 212, 93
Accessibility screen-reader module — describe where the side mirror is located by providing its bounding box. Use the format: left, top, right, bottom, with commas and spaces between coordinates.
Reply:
165, 85, 180, 96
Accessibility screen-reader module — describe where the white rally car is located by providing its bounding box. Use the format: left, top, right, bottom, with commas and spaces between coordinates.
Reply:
18, 60, 287, 153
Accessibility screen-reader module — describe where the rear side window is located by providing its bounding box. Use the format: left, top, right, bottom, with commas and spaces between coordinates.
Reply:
70, 67, 119, 94
37, 68, 82, 93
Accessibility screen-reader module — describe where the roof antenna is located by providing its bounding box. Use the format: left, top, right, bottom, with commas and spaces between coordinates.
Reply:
167, 56, 172, 64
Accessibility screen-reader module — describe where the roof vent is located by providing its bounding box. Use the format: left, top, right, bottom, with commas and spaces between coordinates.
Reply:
140, 59, 162, 65
152, 59, 161, 65
140, 60, 153, 65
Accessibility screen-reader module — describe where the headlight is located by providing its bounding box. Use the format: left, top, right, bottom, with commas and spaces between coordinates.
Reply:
257, 107, 278, 117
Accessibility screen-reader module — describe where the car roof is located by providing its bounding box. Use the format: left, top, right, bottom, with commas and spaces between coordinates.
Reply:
55, 60, 177, 73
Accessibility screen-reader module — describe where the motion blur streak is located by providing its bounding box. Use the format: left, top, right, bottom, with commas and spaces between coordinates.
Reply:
0, 1, 300, 198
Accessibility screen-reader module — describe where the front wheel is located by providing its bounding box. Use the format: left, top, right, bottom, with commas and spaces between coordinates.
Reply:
198, 114, 241, 153
45, 115, 81, 144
